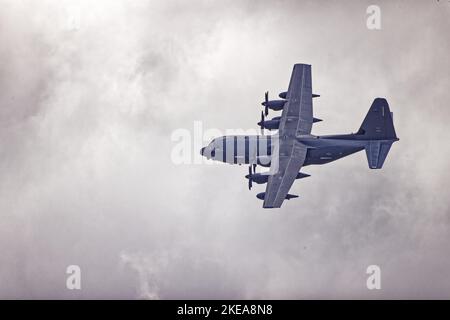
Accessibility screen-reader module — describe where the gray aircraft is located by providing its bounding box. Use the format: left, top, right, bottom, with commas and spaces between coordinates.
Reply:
200, 64, 399, 208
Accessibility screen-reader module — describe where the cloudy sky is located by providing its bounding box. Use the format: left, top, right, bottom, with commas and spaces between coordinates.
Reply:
0, 0, 449, 299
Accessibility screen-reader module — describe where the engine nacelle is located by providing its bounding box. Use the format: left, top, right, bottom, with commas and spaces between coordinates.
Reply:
257, 117, 280, 130
256, 192, 299, 200
259, 117, 320, 131
245, 173, 269, 184
278, 91, 320, 99
261, 99, 286, 111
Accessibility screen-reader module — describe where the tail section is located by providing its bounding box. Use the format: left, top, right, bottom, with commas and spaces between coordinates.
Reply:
358, 98, 399, 169
365, 140, 393, 169
357, 98, 397, 140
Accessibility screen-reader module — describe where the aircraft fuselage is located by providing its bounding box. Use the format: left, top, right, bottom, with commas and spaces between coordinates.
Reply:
200, 133, 396, 167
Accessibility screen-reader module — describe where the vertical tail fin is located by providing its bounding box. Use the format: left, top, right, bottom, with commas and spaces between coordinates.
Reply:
357, 98, 398, 140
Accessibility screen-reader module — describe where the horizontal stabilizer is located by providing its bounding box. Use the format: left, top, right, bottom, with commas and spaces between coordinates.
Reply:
365, 141, 393, 169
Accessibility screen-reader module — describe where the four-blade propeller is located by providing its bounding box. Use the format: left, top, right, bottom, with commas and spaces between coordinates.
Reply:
264, 91, 269, 116
258, 111, 265, 135
247, 163, 257, 190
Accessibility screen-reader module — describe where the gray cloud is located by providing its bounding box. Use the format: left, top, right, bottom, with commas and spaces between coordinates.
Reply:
0, 0, 449, 299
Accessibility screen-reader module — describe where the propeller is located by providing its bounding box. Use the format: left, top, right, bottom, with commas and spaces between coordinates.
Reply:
247, 164, 257, 190
258, 111, 265, 135
264, 91, 269, 116
248, 165, 253, 190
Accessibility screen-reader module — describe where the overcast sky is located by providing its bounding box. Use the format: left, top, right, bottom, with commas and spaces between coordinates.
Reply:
0, 0, 449, 299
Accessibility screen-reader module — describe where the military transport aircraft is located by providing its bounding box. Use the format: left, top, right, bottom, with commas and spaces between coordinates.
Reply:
200, 64, 399, 208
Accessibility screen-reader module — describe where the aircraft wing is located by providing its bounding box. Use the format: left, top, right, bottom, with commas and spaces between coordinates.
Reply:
262, 64, 313, 208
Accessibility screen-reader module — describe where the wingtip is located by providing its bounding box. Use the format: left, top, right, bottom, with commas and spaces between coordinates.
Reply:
293, 63, 311, 67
